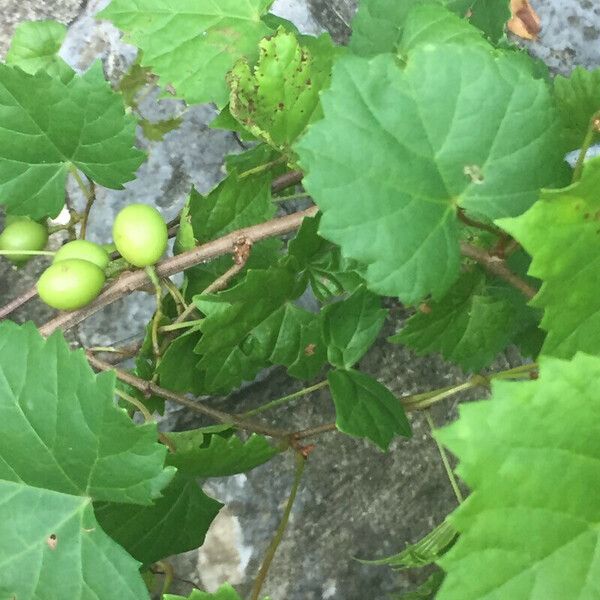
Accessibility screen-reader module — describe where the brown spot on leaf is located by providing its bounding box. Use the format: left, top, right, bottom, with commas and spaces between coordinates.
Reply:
305, 343, 317, 356
418, 303, 432, 315
47, 534, 58, 550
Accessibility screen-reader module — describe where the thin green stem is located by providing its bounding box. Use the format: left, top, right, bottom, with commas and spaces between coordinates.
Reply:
241, 380, 329, 419
164, 252, 248, 333
162, 278, 187, 315
0, 250, 55, 257
402, 363, 536, 411
249, 452, 306, 600
145, 265, 164, 365
426, 412, 464, 505
238, 156, 286, 179
115, 388, 153, 423
404, 381, 475, 411
69, 166, 95, 239
87, 346, 122, 354
115, 379, 176, 451
157, 561, 175, 597
490, 362, 537, 380
48, 213, 81, 235
572, 110, 600, 182
172, 301, 198, 325
273, 192, 311, 203
159, 319, 204, 333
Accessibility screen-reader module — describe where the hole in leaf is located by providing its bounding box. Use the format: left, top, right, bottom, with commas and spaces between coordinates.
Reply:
463, 165, 484, 184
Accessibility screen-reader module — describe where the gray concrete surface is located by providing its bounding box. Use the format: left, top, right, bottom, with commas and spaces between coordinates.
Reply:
1, 1, 598, 599
521, 0, 600, 74
0, 0, 83, 56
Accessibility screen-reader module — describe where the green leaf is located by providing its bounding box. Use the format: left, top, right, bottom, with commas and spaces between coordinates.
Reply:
210, 104, 259, 141
287, 215, 330, 269
436, 353, 600, 600
193, 266, 324, 393
0, 322, 175, 599
122, 318, 167, 415
140, 116, 183, 141
185, 177, 281, 298
322, 286, 387, 369
0, 481, 149, 600
262, 13, 301, 34
95, 473, 222, 567
391, 270, 518, 371
175, 195, 196, 254
268, 304, 327, 380
488, 250, 545, 359
554, 66, 600, 151
400, 3, 489, 54
5, 19, 74, 82
99, 0, 274, 107
498, 157, 600, 358
225, 143, 283, 177
117, 61, 154, 108
327, 369, 411, 450
296, 45, 565, 303
350, 0, 500, 56
287, 214, 364, 300
190, 175, 274, 243
393, 572, 445, 600
165, 583, 244, 600
349, 0, 416, 56
0, 62, 145, 219
158, 328, 204, 394
166, 430, 280, 477
228, 28, 337, 151
0, 322, 173, 504
182, 175, 280, 298
467, 0, 510, 43
360, 520, 457, 568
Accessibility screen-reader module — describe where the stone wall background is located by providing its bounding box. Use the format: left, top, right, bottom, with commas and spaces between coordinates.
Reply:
1, 1, 599, 598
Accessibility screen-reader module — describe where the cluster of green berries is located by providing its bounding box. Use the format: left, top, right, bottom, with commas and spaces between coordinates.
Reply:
0, 204, 168, 311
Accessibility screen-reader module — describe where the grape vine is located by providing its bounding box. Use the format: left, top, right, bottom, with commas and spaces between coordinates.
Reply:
0, 1, 599, 599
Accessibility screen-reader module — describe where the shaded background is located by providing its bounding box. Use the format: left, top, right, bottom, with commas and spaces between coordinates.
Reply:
1, 1, 599, 598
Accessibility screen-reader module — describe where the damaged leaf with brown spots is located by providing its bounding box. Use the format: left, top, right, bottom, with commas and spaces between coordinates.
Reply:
227, 28, 338, 153
508, 0, 541, 40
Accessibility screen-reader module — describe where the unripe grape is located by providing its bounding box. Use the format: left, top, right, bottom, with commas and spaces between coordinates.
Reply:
113, 204, 168, 267
54, 240, 110, 270
0, 218, 48, 264
37, 259, 106, 311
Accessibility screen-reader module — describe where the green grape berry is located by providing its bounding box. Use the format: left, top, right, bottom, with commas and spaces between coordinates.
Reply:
113, 204, 168, 268
37, 259, 106, 311
0, 217, 48, 264
54, 240, 110, 270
